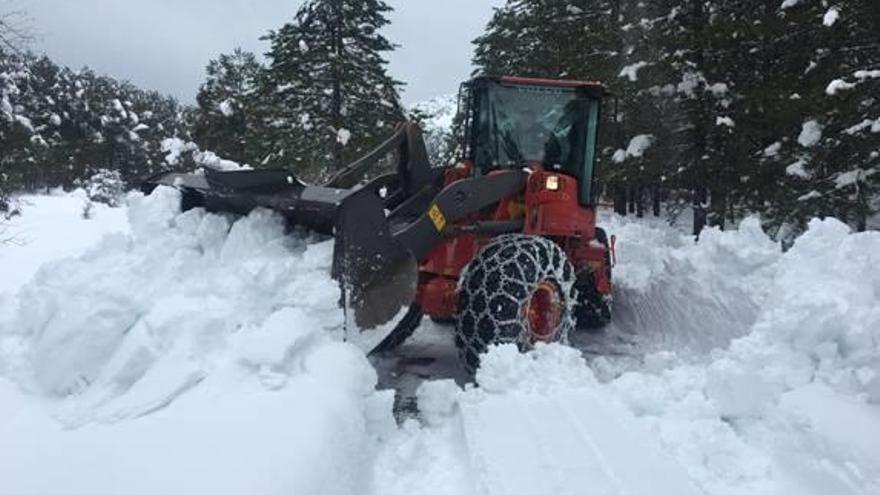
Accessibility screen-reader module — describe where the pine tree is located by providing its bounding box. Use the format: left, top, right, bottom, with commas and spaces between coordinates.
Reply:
474, 0, 621, 81
771, 0, 880, 234
260, 0, 404, 180
192, 49, 262, 165
0, 49, 188, 194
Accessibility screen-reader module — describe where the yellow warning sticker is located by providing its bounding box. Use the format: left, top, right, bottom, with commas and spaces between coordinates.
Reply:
428, 204, 447, 232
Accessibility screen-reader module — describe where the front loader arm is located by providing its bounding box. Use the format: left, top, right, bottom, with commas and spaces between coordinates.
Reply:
393, 169, 527, 259
334, 169, 527, 329
325, 121, 434, 196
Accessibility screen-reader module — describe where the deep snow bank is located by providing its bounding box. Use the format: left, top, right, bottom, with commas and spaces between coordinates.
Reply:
604, 218, 880, 494
0, 188, 393, 495
375, 217, 880, 495
582, 214, 781, 362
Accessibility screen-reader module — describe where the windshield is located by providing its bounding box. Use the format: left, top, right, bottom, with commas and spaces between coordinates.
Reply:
471, 81, 600, 203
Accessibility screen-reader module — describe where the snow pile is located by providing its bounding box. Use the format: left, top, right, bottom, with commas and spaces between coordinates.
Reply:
716, 116, 735, 127
763, 141, 783, 157
598, 215, 780, 356
372, 379, 478, 495
192, 149, 248, 171
786, 159, 811, 179
827, 78, 855, 95
337, 127, 352, 146
823, 7, 840, 27
161, 137, 248, 170
619, 61, 649, 82
375, 345, 703, 495
161, 137, 198, 166
0, 187, 395, 495
798, 119, 823, 147
612, 134, 655, 163
605, 218, 880, 494
377, 217, 879, 495
729, 219, 880, 402
218, 99, 235, 117
587, 217, 878, 493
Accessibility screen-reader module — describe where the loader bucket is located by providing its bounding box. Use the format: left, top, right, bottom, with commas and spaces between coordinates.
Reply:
332, 186, 419, 330
142, 121, 439, 340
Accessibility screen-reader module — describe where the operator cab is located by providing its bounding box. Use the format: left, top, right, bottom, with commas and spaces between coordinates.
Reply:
460, 76, 605, 205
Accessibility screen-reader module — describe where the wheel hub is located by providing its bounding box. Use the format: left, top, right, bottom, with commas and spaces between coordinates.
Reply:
524, 280, 563, 344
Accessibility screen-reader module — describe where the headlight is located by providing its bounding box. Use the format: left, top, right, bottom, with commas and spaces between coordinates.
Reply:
545, 175, 561, 191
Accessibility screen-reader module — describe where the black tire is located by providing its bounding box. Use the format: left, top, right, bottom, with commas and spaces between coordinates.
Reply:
574, 271, 613, 329
455, 234, 577, 374
429, 316, 456, 325
369, 304, 423, 355
575, 227, 613, 330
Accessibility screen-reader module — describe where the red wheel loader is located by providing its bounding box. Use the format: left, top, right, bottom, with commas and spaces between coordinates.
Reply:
143, 76, 615, 373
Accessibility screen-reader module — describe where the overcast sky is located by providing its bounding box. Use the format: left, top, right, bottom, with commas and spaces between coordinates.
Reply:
21, 0, 505, 105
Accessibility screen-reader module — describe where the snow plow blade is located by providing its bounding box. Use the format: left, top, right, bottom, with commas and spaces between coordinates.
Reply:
142, 168, 343, 234
332, 187, 419, 329
141, 122, 439, 341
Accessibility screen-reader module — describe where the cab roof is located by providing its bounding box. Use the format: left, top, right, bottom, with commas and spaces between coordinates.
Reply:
468, 75, 608, 96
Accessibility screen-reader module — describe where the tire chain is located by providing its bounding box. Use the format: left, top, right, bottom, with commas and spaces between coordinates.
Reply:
455, 234, 577, 374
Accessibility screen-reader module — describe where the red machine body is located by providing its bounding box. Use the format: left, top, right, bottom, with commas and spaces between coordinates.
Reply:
416, 162, 612, 320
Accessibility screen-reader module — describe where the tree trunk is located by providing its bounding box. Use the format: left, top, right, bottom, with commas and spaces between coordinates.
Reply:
636, 184, 645, 218
331, 0, 345, 170
693, 186, 707, 237
652, 184, 661, 217
855, 189, 868, 232
627, 184, 636, 214
613, 184, 627, 216
709, 188, 726, 230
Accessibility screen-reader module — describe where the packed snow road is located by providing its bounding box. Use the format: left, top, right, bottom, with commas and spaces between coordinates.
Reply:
0, 188, 878, 495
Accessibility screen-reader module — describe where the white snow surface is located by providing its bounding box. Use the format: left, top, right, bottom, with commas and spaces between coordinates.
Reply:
798, 119, 823, 147
763, 141, 783, 157
786, 159, 811, 179
854, 70, 880, 80
161, 137, 198, 166
716, 116, 735, 128
613, 133, 655, 163
826, 79, 855, 95
218, 99, 235, 117
619, 62, 649, 82
0, 191, 128, 294
376, 215, 880, 495
0, 188, 381, 495
337, 127, 352, 146
193, 149, 249, 171
1, 191, 879, 495
823, 7, 840, 27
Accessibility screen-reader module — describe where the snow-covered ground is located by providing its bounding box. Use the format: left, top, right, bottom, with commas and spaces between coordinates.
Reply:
0, 189, 878, 495
0, 191, 128, 294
